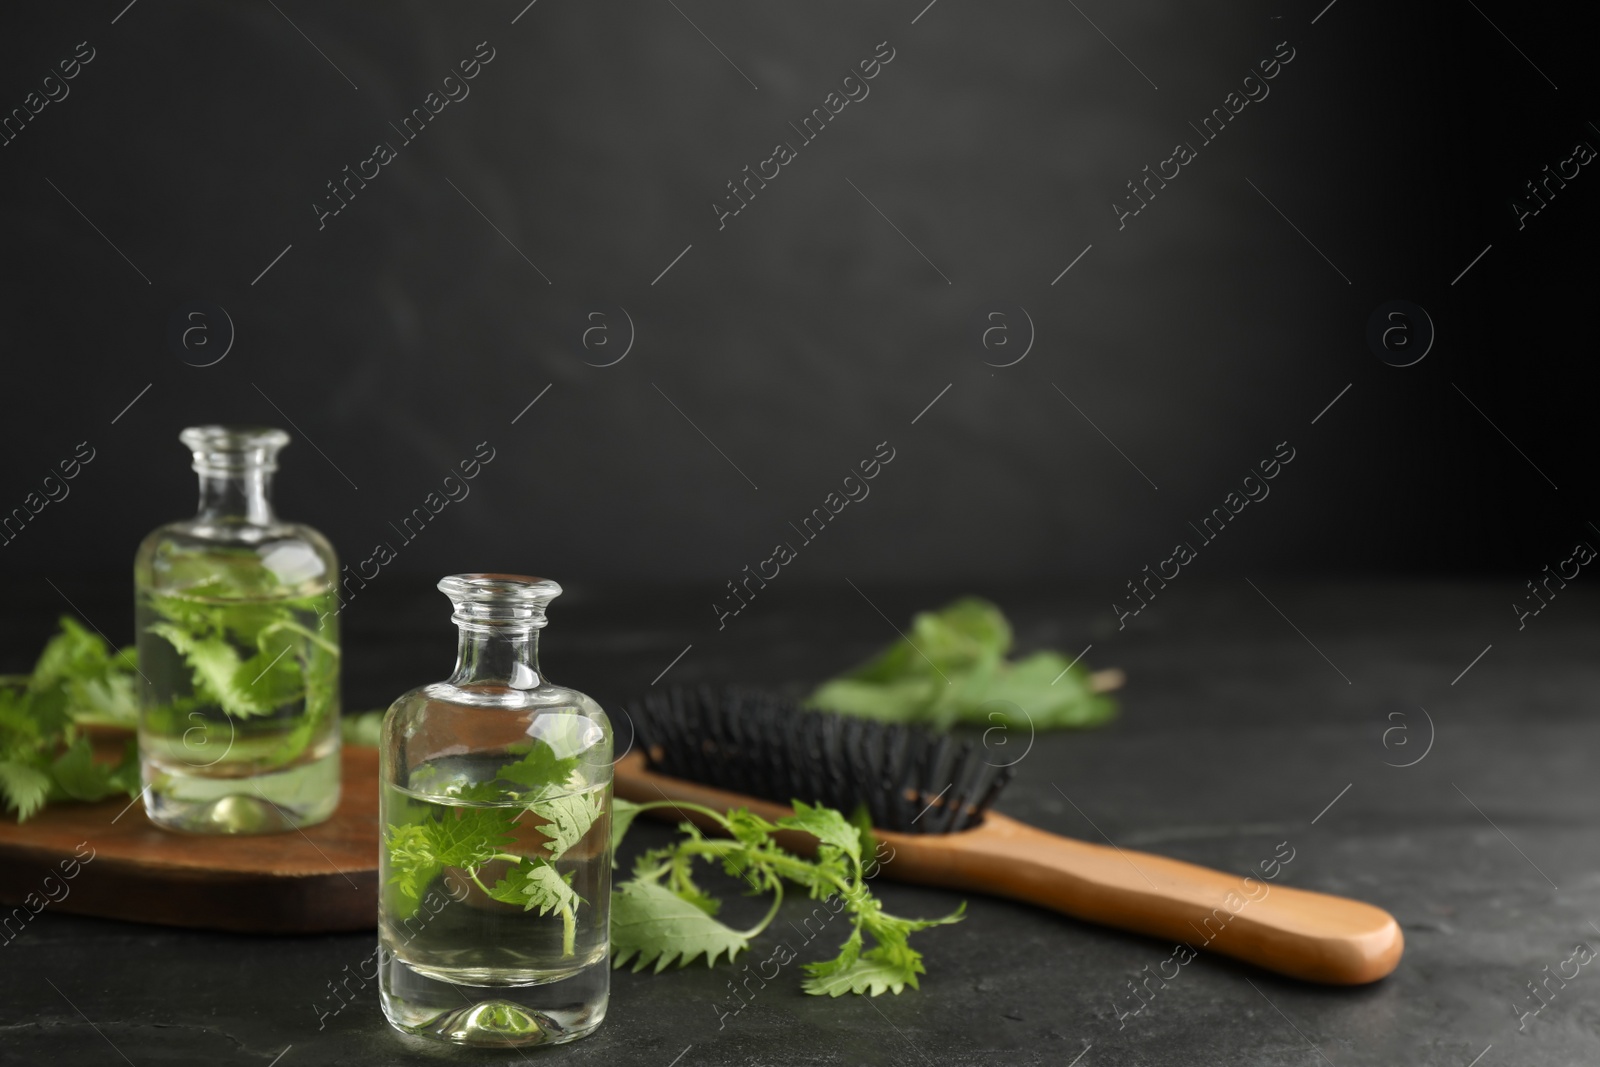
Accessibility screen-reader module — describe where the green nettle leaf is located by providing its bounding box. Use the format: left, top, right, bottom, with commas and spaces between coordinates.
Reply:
847, 804, 876, 861
724, 807, 779, 848
529, 790, 603, 860
48, 737, 128, 802
610, 880, 750, 973
426, 807, 519, 869
385, 804, 523, 910
662, 850, 721, 917
22, 618, 140, 729
0, 760, 53, 822
66, 673, 140, 728
865, 901, 967, 942
217, 603, 297, 646
154, 546, 291, 601
29, 618, 109, 690
143, 546, 341, 763
609, 797, 963, 996
777, 801, 863, 864
496, 741, 582, 794
950, 649, 1116, 731
611, 797, 643, 861
106, 738, 141, 794
1, 618, 143, 821
385, 823, 443, 901
0, 688, 41, 740
490, 861, 579, 918
24, 686, 72, 741
804, 597, 1116, 731
146, 623, 253, 714
802, 949, 926, 997
146, 592, 221, 634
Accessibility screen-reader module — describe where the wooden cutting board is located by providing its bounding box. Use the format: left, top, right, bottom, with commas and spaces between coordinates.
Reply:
0, 746, 379, 934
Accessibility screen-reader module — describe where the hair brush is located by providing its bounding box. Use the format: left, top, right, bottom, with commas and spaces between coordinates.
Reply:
614, 685, 1402, 985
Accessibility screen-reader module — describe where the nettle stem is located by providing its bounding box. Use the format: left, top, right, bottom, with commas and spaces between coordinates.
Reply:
263, 619, 340, 656
561, 905, 576, 957
740, 883, 786, 940
465, 854, 580, 958
466, 868, 497, 898
626, 800, 860, 941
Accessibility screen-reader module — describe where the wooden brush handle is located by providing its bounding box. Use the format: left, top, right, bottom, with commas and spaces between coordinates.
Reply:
876, 809, 1401, 985
614, 753, 1402, 985
1089, 667, 1125, 693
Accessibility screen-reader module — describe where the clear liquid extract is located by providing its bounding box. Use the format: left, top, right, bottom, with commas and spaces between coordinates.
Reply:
134, 426, 341, 834
378, 574, 612, 1048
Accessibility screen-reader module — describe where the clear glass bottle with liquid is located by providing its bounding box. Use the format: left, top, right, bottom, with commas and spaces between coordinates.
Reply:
135, 425, 342, 833
378, 574, 612, 1048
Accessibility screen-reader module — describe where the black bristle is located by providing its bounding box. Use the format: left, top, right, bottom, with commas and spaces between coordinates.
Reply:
625, 686, 1014, 834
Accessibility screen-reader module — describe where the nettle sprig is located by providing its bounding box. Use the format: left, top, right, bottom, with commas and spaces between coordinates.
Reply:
141, 547, 340, 758
610, 798, 965, 996
0, 617, 141, 821
385, 744, 602, 956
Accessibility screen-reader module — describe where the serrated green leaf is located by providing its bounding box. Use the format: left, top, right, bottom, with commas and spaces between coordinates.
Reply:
981, 650, 1118, 728
611, 797, 643, 862
0, 686, 41, 739
426, 807, 518, 869
862, 900, 967, 941
803, 597, 1116, 732
143, 570, 340, 739
803, 901, 965, 997
490, 861, 579, 918
497, 741, 582, 794
725, 807, 779, 848
217, 603, 295, 646
610, 880, 750, 973
847, 803, 876, 862
666, 849, 723, 915
0, 759, 53, 821
528, 790, 603, 860
1, 618, 140, 822
233, 639, 306, 714
385, 803, 520, 906
805, 676, 941, 723
48, 737, 127, 802
845, 597, 1011, 685
66, 672, 139, 728
778, 800, 862, 864
146, 622, 254, 715
608, 795, 962, 996
802, 927, 862, 982
106, 738, 141, 794
150, 544, 287, 600
24, 686, 71, 741
802, 949, 923, 997
384, 822, 443, 901
29, 617, 109, 691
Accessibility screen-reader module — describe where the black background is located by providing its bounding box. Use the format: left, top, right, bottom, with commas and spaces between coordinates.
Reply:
0, 0, 1594, 656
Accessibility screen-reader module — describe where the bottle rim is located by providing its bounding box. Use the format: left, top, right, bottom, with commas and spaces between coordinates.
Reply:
180, 425, 291, 472
438, 573, 563, 627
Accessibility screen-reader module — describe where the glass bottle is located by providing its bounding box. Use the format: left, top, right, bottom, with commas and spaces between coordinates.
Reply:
134, 425, 341, 833
378, 574, 612, 1048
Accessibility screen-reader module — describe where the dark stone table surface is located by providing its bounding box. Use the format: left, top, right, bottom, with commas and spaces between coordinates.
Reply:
2, 578, 1594, 1066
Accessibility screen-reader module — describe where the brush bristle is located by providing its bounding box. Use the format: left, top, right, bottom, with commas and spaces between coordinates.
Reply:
625, 685, 1014, 834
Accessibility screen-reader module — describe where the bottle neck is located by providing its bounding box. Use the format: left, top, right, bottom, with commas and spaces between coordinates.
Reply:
196, 466, 277, 525
449, 624, 542, 690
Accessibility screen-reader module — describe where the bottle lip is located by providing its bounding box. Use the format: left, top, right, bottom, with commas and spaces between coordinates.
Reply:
439, 573, 563, 627
180, 425, 291, 472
